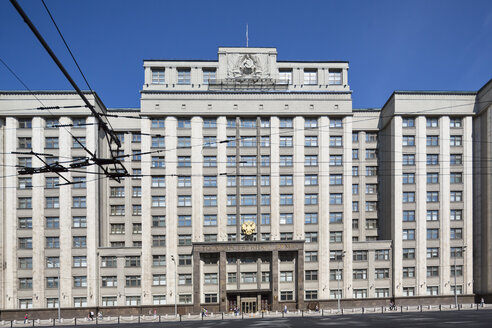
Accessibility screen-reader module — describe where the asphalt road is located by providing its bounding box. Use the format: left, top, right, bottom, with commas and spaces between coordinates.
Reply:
49, 309, 492, 328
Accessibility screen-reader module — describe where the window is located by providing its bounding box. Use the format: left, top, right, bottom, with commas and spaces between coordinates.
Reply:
241, 118, 257, 128
352, 166, 359, 176
132, 133, 141, 143
366, 184, 377, 194
427, 191, 439, 203
426, 118, 439, 128
178, 215, 192, 227
19, 277, 33, 289
132, 205, 142, 216
403, 192, 415, 203
203, 136, 217, 148
425, 210, 439, 222
305, 136, 318, 147
46, 197, 59, 209
153, 274, 167, 286
352, 184, 359, 195
375, 249, 390, 261
18, 217, 32, 229
178, 195, 192, 207
402, 136, 415, 146
426, 266, 439, 277
366, 219, 378, 229
18, 137, 32, 149
101, 276, 117, 287
330, 155, 342, 166
280, 194, 293, 205
375, 288, 389, 298
305, 232, 318, 243
239, 155, 255, 167
450, 154, 463, 165
260, 155, 270, 166
450, 136, 462, 146
330, 231, 342, 243
450, 228, 462, 240
280, 271, 294, 282
403, 287, 415, 297
427, 154, 439, 165
45, 137, 59, 149
280, 213, 293, 225
261, 214, 270, 225
18, 197, 32, 209
101, 256, 117, 268
18, 177, 32, 190
304, 69, 317, 85
152, 196, 166, 207
403, 267, 415, 278
427, 135, 439, 146
279, 69, 292, 84
305, 213, 319, 224
203, 69, 216, 84
305, 270, 318, 281
227, 176, 237, 187
305, 118, 318, 128
177, 68, 191, 84
450, 209, 462, 221
46, 237, 59, 248
330, 136, 342, 147
126, 296, 141, 306
73, 236, 86, 248
151, 69, 165, 84
450, 191, 462, 202
305, 251, 318, 262
110, 224, 125, 234
427, 229, 439, 240
73, 176, 86, 189
329, 212, 343, 224
403, 229, 415, 240
280, 232, 293, 240
153, 255, 166, 266
177, 118, 191, 128
305, 193, 318, 205
366, 149, 377, 159
402, 118, 415, 127
330, 193, 342, 205
74, 276, 87, 288
375, 268, 389, 279
427, 173, 439, 184
450, 118, 462, 128
330, 174, 343, 185
19, 257, 33, 269
427, 247, 439, 259
353, 289, 367, 299
403, 154, 415, 165
366, 166, 377, 176
204, 215, 217, 226
227, 195, 236, 206
46, 217, 59, 229
403, 248, 415, 259
260, 175, 270, 186
151, 136, 165, 148
451, 247, 463, 258
72, 137, 86, 148
353, 250, 368, 261
328, 69, 342, 85
204, 195, 217, 206
330, 270, 343, 281
450, 172, 462, 184
125, 275, 141, 287
73, 196, 86, 208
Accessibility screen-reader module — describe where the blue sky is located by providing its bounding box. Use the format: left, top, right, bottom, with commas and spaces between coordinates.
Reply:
1, 0, 491, 109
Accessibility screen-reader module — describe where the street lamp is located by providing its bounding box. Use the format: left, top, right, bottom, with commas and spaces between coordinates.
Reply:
47, 259, 61, 321
337, 251, 346, 312
454, 246, 466, 308
171, 255, 177, 317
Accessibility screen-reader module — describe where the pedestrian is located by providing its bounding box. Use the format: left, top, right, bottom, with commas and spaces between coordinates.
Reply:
24, 313, 28, 324
315, 304, 319, 312
481, 297, 485, 307
98, 311, 102, 319
90, 311, 94, 320
284, 305, 287, 313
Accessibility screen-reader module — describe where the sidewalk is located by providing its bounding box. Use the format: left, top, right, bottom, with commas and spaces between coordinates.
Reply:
2, 303, 490, 327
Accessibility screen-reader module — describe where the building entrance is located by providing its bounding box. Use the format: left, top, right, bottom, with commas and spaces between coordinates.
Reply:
241, 297, 257, 313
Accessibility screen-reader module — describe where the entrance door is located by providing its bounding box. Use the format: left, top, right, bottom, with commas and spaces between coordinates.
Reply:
241, 297, 257, 313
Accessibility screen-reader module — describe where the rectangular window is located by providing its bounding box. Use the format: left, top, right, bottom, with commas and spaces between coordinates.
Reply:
427, 247, 439, 259
73, 236, 86, 248
450, 228, 462, 240
402, 118, 415, 127
329, 212, 343, 224
450, 172, 463, 184
402, 136, 415, 146
330, 174, 343, 185
304, 69, 317, 85
305, 213, 319, 224
152, 196, 166, 207
450, 154, 463, 165
427, 154, 439, 165
45, 137, 59, 149
375, 249, 390, 261
329, 231, 343, 243
330, 136, 343, 147
427, 229, 439, 240
426, 135, 439, 146
427, 191, 439, 203
279, 213, 293, 225
427, 210, 439, 221
450, 136, 462, 146
177, 68, 191, 84
403, 248, 415, 259
403, 267, 415, 278
450, 209, 462, 221
46, 217, 59, 229
403, 229, 415, 240
450, 118, 462, 128
203, 69, 216, 84
151, 69, 165, 84
427, 173, 439, 184
403, 192, 415, 203
328, 69, 342, 85
353, 289, 368, 299
450, 191, 462, 202
178, 215, 192, 227
403, 154, 415, 165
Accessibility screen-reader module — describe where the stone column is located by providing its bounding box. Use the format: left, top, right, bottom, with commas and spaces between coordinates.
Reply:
192, 251, 201, 313
415, 116, 427, 296
296, 249, 305, 310
318, 116, 330, 299
219, 251, 227, 312
271, 250, 279, 311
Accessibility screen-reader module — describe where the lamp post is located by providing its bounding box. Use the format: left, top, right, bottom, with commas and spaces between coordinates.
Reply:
454, 246, 466, 309
171, 255, 177, 317
47, 259, 61, 321
337, 251, 346, 312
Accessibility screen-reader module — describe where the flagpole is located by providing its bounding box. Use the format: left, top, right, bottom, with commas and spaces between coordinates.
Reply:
246, 24, 248, 47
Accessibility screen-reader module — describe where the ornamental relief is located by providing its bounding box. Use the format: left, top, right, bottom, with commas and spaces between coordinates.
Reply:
227, 53, 270, 79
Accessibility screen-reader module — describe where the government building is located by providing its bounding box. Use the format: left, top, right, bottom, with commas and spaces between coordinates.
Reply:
0, 47, 491, 315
